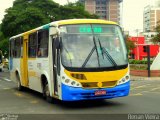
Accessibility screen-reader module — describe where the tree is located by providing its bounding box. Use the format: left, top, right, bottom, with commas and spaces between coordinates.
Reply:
1, 0, 98, 37
151, 21, 160, 44
0, 0, 98, 56
0, 24, 8, 57
125, 35, 135, 52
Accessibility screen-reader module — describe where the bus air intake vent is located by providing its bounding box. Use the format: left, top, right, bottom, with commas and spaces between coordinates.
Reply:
81, 81, 117, 88
71, 73, 87, 80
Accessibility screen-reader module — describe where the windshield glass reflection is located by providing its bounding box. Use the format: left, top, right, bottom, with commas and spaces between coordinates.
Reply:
60, 24, 128, 68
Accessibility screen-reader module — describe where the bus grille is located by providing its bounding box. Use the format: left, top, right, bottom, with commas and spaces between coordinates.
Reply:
71, 73, 87, 80
81, 81, 117, 88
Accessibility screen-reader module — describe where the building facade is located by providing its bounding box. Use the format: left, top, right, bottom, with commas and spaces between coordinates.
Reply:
143, 0, 160, 32
79, 0, 123, 24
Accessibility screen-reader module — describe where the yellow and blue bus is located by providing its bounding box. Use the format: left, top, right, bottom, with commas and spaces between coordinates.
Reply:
9, 19, 130, 102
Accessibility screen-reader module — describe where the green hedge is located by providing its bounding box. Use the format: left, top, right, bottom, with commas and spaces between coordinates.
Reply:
129, 59, 153, 64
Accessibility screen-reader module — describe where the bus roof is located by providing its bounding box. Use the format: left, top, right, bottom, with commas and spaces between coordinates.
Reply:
10, 19, 117, 40
55, 19, 117, 26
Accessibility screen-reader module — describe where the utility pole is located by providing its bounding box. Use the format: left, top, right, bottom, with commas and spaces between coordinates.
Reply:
143, 45, 151, 77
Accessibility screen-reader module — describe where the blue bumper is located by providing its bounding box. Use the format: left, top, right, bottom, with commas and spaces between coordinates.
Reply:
61, 81, 130, 101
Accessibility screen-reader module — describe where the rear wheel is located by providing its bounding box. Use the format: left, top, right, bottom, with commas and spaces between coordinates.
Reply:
16, 73, 23, 91
43, 82, 53, 103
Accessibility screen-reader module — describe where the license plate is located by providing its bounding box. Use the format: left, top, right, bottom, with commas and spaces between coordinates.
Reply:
95, 90, 106, 96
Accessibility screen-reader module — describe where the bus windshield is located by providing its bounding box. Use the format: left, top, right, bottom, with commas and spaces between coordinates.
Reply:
60, 24, 128, 69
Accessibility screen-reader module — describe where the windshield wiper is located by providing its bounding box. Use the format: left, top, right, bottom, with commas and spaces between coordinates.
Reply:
82, 33, 101, 68
98, 38, 117, 67
82, 46, 96, 68
98, 38, 104, 59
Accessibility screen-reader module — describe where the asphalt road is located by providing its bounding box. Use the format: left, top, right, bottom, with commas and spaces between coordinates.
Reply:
0, 71, 160, 119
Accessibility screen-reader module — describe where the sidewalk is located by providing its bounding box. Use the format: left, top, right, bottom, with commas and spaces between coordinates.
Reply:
131, 75, 160, 81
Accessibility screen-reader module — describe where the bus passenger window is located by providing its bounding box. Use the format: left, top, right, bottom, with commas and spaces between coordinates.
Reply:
29, 32, 37, 58
14, 37, 21, 58
10, 40, 15, 58
37, 30, 49, 57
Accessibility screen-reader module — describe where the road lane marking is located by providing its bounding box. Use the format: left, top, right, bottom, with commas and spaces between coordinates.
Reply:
3, 88, 10, 90
14, 92, 24, 97
129, 93, 143, 96
131, 84, 150, 90
0, 77, 11, 82
4, 78, 11, 81
30, 100, 39, 104
151, 87, 160, 91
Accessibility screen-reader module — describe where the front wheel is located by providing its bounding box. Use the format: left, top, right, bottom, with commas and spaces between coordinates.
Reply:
43, 83, 53, 103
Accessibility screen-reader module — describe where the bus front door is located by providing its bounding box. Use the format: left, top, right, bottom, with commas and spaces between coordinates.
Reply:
52, 37, 60, 96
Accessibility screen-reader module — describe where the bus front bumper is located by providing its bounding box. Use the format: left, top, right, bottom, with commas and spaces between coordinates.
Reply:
61, 81, 130, 101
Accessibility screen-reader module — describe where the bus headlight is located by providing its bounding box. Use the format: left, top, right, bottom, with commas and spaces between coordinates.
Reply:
65, 79, 70, 83
117, 75, 130, 85
62, 76, 82, 88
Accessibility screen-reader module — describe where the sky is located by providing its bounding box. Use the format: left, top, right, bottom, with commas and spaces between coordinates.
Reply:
0, 0, 150, 35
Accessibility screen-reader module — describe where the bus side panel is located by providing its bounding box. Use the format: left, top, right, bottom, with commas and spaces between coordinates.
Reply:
10, 58, 21, 83
28, 59, 43, 93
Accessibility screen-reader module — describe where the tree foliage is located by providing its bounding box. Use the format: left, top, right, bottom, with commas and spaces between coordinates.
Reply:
125, 35, 135, 52
1, 0, 98, 37
151, 21, 160, 44
0, 0, 98, 57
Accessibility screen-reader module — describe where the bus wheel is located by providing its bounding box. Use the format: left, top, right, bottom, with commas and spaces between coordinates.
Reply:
44, 82, 53, 103
16, 74, 23, 91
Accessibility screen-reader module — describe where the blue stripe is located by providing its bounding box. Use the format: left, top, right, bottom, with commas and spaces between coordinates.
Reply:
9, 58, 13, 70
61, 81, 130, 101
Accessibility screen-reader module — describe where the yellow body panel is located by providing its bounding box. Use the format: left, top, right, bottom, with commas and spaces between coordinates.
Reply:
58, 19, 117, 26
24, 29, 37, 35
65, 68, 128, 82
28, 58, 36, 60
28, 71, 37, 77
20, 35, 29, 87
64, 67, 128, 88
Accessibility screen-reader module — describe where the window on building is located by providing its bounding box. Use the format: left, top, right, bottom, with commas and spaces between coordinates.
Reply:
29, 32, 37, 58
37, 30, 49, 57
101, 1, 106, 4
96, 1, 100, 4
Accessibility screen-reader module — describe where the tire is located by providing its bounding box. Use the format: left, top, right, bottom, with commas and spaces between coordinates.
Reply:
16, 74, 23, 91
0, 68, 2, 72
43, 82, 53, 103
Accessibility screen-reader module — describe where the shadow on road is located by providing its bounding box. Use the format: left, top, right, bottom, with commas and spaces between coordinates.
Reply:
58, 99, 124, 109
13, 87, 125, 109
